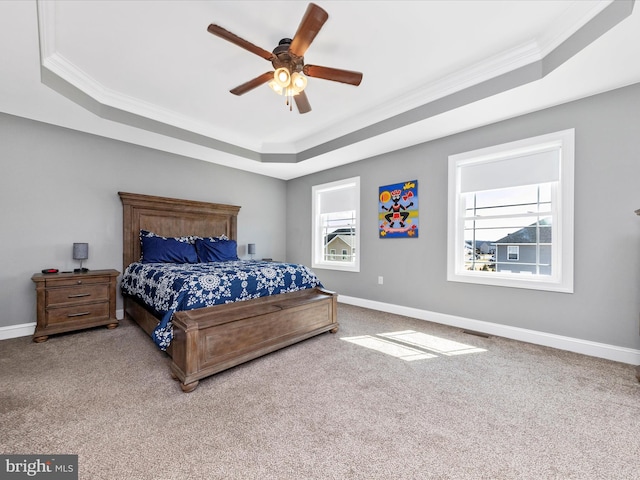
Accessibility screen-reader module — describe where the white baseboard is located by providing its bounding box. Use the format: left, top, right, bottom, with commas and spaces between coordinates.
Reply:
0, 322, 36, 341
4, 302, 638, 365
0, 309, 125, 341
338, 295, 640, 366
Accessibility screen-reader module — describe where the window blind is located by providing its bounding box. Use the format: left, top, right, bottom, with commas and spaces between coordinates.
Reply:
318, 183, 358, 214
460, 148, 560, 193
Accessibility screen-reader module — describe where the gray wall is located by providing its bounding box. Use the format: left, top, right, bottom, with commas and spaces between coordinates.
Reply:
286, 83, 640, 350
0, 113, 286, 329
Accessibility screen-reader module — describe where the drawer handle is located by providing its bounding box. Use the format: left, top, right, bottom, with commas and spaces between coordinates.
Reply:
77, 280, 82, 285
68, 293, 91, 298
67, 311, 90, 318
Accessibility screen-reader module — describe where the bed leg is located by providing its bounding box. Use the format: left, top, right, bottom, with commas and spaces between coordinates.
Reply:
170, 371, 198, 392
180, 381, 199, 393
330, 326, 339, 333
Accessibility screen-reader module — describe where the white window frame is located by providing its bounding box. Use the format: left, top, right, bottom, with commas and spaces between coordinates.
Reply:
447, 129, 574, 293
312, 177, 360, 272
507, 246, 520, 261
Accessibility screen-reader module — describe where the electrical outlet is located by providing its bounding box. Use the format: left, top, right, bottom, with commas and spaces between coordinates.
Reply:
378, 276, 384, 285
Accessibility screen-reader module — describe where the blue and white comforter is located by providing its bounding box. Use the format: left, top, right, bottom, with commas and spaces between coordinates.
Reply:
121, 261, 323, 350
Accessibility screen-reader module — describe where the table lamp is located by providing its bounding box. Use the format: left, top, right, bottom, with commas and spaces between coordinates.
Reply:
73, 243, 89, 273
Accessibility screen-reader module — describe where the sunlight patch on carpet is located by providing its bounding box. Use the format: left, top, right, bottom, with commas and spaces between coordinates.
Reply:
341, 335, 437, 361
380, 330, 487, 356
341, 330, 486, 361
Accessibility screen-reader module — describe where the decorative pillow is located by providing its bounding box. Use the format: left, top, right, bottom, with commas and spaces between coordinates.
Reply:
195, 238, 239, 262
140, 230, 193, 244
190, 234, 229, 243
140, 230, 198, 264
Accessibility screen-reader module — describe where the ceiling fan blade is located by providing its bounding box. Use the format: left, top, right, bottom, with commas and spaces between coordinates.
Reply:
303, 65, 363, 86
289, 3, 329, 57
230, 71, 274, 96
207, 24, 274, 61
294, 90, 312, 114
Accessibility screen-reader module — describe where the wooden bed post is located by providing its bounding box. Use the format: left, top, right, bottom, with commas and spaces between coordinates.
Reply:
171, 313, 201, 393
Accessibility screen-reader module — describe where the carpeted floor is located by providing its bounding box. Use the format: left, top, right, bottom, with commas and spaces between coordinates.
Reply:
1, 304, 639, 479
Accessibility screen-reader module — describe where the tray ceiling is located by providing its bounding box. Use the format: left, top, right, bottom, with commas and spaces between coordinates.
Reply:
1, 1, 639, 179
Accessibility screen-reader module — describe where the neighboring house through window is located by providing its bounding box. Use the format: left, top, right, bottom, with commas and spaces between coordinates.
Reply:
312, 177, 360, 272
447, 129, 574, 292
507, 245, 520, 262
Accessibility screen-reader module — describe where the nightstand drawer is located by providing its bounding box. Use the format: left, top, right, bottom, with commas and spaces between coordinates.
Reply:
46, 284, 109, 307
46, 302, 110, 325
46, 276, 107, 287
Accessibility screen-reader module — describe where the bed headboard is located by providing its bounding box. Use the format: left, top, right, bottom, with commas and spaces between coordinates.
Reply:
118, 192, 241, 270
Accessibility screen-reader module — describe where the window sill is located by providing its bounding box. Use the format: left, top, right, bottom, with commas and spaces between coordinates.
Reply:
312, 262, 360, 273
447, 271, 573, 293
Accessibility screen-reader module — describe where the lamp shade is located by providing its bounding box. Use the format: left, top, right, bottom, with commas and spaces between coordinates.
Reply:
248, 243, 256, 255
73, 243, 89, 260
291, 72, 307, 93
273, 68, 291, 88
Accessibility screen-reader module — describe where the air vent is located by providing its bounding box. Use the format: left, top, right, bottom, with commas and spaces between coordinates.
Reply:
462, 329, 490, 338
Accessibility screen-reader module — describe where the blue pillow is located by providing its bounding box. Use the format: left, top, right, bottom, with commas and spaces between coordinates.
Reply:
141, 235, 198, 264
195, 238, 239, 262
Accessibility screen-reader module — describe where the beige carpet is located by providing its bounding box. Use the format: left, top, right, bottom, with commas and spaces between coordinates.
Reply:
1, 304, 639, 479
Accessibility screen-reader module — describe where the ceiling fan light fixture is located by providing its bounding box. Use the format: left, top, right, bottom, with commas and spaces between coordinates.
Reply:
273, 67, 291, 88
291, 72, 307, 93
207, 3, 362, 114
268, 80, 284, 95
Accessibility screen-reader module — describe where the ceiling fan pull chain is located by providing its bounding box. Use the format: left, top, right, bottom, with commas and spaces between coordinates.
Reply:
286, 90, 292, 111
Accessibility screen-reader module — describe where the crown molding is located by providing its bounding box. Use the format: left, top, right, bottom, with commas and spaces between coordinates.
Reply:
35, 0, 632, 164
36, 1, 263, 153
41, 52, 265, 153
536, 0, 613, 57
292, 1, 616, 154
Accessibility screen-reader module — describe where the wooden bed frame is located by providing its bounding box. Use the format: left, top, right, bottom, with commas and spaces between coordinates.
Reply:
119, 192, 338, 392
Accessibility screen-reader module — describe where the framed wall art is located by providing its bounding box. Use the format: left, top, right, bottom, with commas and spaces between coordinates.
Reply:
378, 180, 419, 238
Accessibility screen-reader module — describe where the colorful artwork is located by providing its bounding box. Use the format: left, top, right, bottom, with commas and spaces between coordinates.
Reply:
379, 180, 419, 238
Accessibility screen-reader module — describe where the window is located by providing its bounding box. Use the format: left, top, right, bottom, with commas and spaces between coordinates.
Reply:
448, 129, 574, 292
312, 177, 360, 272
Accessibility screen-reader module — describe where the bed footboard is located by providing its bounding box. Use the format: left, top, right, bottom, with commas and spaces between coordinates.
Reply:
170, 288, 338, 392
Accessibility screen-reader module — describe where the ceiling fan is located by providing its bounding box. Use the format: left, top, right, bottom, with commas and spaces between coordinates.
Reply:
207, 2, 363, 114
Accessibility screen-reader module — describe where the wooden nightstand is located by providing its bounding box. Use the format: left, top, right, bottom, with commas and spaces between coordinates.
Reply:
32, 269, 120, 343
